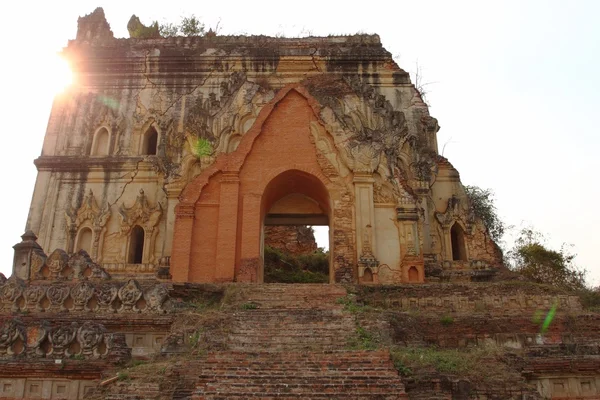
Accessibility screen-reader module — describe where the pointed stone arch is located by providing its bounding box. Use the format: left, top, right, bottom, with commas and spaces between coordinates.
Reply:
171, 85, 354, 284
90, 126, 111, 156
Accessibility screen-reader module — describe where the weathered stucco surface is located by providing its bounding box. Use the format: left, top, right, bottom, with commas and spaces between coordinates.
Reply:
23, 8, 504, 285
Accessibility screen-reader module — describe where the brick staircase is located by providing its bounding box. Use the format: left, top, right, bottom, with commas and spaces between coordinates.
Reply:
190, 350, 406, 399
176, 284, 408, 399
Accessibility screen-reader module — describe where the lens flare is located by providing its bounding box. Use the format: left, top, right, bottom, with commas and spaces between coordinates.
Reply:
97, 96, 120, 110
50, 56, 73, 94
541, 301, 558, 334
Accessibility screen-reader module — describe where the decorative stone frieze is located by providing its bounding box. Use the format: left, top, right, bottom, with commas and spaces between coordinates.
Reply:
0, 276, 25, 312
0, 277, 170, 315
0, 320, 125, 360
0, 319, 25, 356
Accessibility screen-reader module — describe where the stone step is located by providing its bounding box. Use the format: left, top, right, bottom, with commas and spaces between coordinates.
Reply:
236, 284, 348, 309
197, 373, 400, 381
184, 350, 407, 399
201, 350, 391, 360
198, 383, 406, 394
193, 394, 406, 400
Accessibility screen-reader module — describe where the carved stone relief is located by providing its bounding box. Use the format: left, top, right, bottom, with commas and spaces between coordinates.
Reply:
0, 279, 169, 315
118, 189, 163, 264
65, 189, 111, 261
0, 319, 25, 356
0, 276, 25, 312
435, 195, 475, 233
0, 319, 123, 360
117, 279, 143, 312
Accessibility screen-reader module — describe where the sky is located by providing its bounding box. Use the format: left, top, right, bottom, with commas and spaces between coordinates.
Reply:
0, 0, 598, 285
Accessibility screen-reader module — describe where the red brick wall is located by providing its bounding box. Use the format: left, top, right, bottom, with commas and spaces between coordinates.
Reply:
173, 87, 346, 283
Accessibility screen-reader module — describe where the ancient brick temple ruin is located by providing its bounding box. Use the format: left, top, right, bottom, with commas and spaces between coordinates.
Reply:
0, 8, 598, 400
22, 9, 502, 286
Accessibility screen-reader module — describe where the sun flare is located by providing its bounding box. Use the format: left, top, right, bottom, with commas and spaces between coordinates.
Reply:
48, 55, 74, 94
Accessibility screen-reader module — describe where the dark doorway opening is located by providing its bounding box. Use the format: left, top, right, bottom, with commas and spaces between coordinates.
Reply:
142, 126, 158, 155
129, 225, 145, 264
451, 223, 467, 261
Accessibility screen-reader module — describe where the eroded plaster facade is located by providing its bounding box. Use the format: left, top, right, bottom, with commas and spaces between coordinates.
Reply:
22, 8, 502, 285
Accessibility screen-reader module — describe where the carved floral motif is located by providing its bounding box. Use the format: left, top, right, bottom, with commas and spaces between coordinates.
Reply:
70, 281, 95, 311
65, 189, 111, 261
46, 285, 71, 311
95, 283, 118, 311
145, 284, 169, 313
0, 277, 25, 312
0, 319, 124, 360
435, 195, 475, 233
49, 322, 78, 357
0, 272, 168, 314
24, 285, 46, 311
77, 322, 107, 357
118, 279, 143, 312
0, 319, 25, 356
45, 249, 70, 280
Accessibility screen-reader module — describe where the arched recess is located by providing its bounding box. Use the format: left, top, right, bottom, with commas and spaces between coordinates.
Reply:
128, 225, 145, 264
259, 169, 332, 283
90, 127, 110, 156
75, 227, 93, 254
141, 125, 158, 155
171, 85, 346, 284
451, 223, 467, 261
408, 266, 419, 282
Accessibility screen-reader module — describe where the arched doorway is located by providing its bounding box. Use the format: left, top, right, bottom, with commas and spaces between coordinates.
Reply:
451, 223, 467, 261
259, 170, 331, 283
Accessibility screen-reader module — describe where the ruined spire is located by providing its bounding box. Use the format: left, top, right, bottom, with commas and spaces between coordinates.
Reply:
76, 7, 114, 42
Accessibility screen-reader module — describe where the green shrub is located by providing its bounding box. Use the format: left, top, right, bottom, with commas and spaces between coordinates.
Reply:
389, 345, 506, 379
577, 287, 600, 311
117, 372, 130, 381
263, 245, 328, 283
347, 325, 377, 350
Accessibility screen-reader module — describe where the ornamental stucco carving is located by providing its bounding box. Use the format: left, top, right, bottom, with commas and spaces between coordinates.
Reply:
117, 279, 143, 312
118, 189, 162, 263
0, 319, 123, 360
435, 195, 475, 233
46, 285, 70, 311
0, 319, 25, 356
0, 264, 168, 314
65, 189, 111, 261
0, 276, 25, 312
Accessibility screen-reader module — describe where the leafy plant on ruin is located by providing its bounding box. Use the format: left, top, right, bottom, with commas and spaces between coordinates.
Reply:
464, 185, 505, 242
117, 371, 130, 381
507, 227, 587, 291
577, 287, 600, 311
192, 137, 213, 159
389, 345, 518, 384
347, 324, 378, 350
412, 61, 434, 107
160, 15, 205, 37
127, 15, 161, 39
263, 245, 329, 283
240, 302, 258, 310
